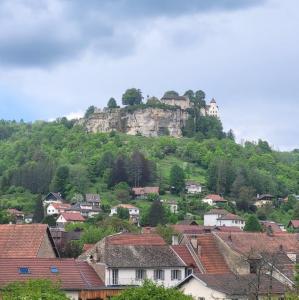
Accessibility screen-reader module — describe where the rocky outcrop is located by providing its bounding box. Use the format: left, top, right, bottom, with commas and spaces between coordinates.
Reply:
77, 107, 190, 137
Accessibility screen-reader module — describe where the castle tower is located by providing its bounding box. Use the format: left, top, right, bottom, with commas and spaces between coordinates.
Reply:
207, 98, 219, 117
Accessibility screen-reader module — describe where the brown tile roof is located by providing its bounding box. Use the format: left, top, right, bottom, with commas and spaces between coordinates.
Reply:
197, 234, 231, 274
0, 258, 103, 290
85, 194, 100, 203
216, 232, 299, 255
217, 213, 244, 221
132, 186, 159, 196
204, 194, 226, 202
288, 220, 299, 229
261, 221, 283, 233
60, 212, 85, 222
187, 273, 287, 296
171, 245, 200, 272
172, 224, 207, 235
0, 224, 51, 258
214, 226, 242, 232
51, 203, 72, 210
107, 233, 166, 246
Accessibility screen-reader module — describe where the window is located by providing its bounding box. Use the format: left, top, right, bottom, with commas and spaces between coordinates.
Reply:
112, 269, 119, 285
50, 266, 59, 273
135, 269, 146, 280
186, 268, 193, 276
154, 269, 164, 281
171, 269, 182, 280
19, 267, 30, 274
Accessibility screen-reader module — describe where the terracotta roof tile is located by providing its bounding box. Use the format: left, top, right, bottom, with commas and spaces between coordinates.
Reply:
217, 213, 244, 221
0, 258, 103, 290
197, 234, 231, 274
60, 212, 85, 222
204, 194, 226, 202
0, 224, 49, 258
171, 245, 200, 272
51, 203, 71, 210
132, 187, 159, 196
288, 220, 299, 228
107, 233, 166, 246
216, 232, 299, 255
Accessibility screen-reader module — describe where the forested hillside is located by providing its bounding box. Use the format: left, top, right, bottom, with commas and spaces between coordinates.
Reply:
0, 118, 299, 225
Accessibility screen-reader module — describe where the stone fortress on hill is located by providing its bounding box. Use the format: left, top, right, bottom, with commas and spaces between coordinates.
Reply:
78, 94, 220, 138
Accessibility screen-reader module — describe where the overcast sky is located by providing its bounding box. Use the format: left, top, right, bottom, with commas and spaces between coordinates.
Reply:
0, 0, 298, 150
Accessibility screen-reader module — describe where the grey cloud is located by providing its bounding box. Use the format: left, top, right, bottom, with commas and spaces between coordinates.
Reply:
0, 0, 265, 67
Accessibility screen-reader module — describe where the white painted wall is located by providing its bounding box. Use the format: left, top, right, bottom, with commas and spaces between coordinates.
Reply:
110, 207, 139, 217
202, 198, 214, 206
105, 267, 185, 287
179, 277, 227, 300
47, 204, 59, 215
186, 185, 202, 194
204, 214, 219, 226
217, 219, 245, 229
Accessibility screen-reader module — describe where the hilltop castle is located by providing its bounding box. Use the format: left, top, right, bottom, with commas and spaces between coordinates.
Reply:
79, 95, 220, 138
160, 95, 220, 117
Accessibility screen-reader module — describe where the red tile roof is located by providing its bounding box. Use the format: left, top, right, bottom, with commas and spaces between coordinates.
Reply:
261, 221, 283, 233
171, 245, 200, 272
107, 233, 166, 246
288, 220, 299, 229
216, 232, 299, 255
214, 226, 242, 232
197, 234, 231, 274
0, 258, 103, 290
204, 194, 226, 202
172, 224, 207, 235
51, 203, 71, 210
205, 208, 229, 215
0, 224, 50, 258
217, 213, 244, 221
60, 212, 85, 222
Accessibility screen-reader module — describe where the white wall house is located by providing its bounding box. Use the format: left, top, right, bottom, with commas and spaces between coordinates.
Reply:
202, 194, 227, 206
110, 204, 139, 218
206, 98, 220, 117
204, 209, 229, 226
46, 203, 71, 216
186, 182, 202, 194
217, 213, 245, 230
104, 267, 185, 287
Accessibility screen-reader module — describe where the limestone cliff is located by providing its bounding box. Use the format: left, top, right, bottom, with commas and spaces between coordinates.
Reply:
78, 107, 190, 137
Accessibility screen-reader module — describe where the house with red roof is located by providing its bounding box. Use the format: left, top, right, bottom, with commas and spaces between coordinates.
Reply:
56, 212, 85, 228
132, 186, 159, 198
110, 204, 140, 224
46, 202, 71, 216
202, 194, 227, 206
0, 224, 59, 258
0, 258, 105, 300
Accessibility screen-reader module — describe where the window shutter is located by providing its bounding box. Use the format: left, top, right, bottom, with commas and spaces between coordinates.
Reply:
161, 270, 165, 280
171, 270, 174, 280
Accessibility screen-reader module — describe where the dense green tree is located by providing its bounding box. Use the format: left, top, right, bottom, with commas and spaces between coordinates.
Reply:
293, 203, 299, 219
33, 195, 44, 223
170, 165, 185, 194
84, 105, 95, 118
107, 97, 118, 108
112, 280, 193, 300
50, 166, 69, 197
42, 215, 57, 227
122, 88, 143, 106
109, 156, 128, 187
227, 129, 235, 141
146, 96, 160, 105
2, 279, 69, 300
163, 90, 179, 98
244, 215, 262, 232
117, 207, 130, 220
148, 200, 166, 226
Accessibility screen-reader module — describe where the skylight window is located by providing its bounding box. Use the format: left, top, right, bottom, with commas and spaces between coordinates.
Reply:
50, 266, 59, 273
19, 267, 30, 274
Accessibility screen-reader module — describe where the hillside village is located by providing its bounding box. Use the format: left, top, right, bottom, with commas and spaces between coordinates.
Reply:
0, 89, 299, 299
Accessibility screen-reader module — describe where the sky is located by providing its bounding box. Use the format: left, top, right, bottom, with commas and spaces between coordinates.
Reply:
0, 0, 298, 151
